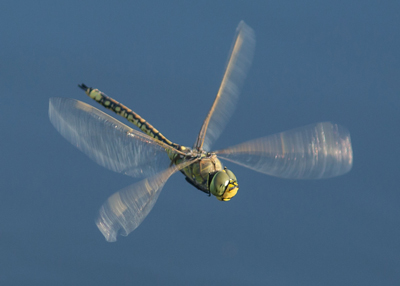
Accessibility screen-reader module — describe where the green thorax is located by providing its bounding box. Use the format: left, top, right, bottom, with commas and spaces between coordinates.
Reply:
175, 150, 223, 193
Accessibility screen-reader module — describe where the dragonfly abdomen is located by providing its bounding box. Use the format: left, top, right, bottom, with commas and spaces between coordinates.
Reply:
79, 84, 180, 150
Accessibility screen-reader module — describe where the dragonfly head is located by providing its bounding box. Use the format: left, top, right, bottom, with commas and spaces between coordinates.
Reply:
209, 168, 239, 201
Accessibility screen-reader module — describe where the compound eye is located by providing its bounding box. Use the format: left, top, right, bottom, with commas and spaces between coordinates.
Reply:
224, 169, 237, 181
210, 171, 230, 197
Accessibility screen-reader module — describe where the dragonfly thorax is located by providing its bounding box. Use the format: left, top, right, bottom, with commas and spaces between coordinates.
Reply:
175, 149, 239, 201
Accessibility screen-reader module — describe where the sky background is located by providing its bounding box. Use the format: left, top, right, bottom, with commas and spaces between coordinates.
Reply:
1, 1, 399, 285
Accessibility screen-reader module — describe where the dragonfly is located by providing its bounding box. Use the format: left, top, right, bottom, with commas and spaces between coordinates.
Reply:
49, 21, 353, 242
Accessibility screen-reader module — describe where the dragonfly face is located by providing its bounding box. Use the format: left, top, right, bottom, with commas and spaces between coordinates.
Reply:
209, 168, 239, 201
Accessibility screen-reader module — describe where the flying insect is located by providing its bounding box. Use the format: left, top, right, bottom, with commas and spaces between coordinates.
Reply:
49, 21, 353, 242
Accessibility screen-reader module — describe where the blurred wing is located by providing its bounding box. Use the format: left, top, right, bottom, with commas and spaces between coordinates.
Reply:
215, 122, 353, 179
49, 98, 185, 178
96, 158, 199, 242
194, 21, 255, 151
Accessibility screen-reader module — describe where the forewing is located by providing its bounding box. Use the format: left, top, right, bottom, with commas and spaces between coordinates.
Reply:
215, 122, 353, 179
194, 21, 255, 151
96, 158, 199, 242
49, 98, 184, 178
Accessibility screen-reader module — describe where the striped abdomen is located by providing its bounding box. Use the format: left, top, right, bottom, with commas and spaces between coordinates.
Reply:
79, 84, 180, 151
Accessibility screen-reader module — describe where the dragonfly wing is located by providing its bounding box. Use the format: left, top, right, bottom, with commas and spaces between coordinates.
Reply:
215, 122, 353, 179
194, 21, 255, 151
96, 158, 198, 242
49, 98, 185, 178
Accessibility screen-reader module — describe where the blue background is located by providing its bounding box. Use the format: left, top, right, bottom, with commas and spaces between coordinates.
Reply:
1, 1, 399, 285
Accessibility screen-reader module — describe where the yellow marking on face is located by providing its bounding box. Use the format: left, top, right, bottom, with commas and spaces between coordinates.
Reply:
218, 183, 238, 201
